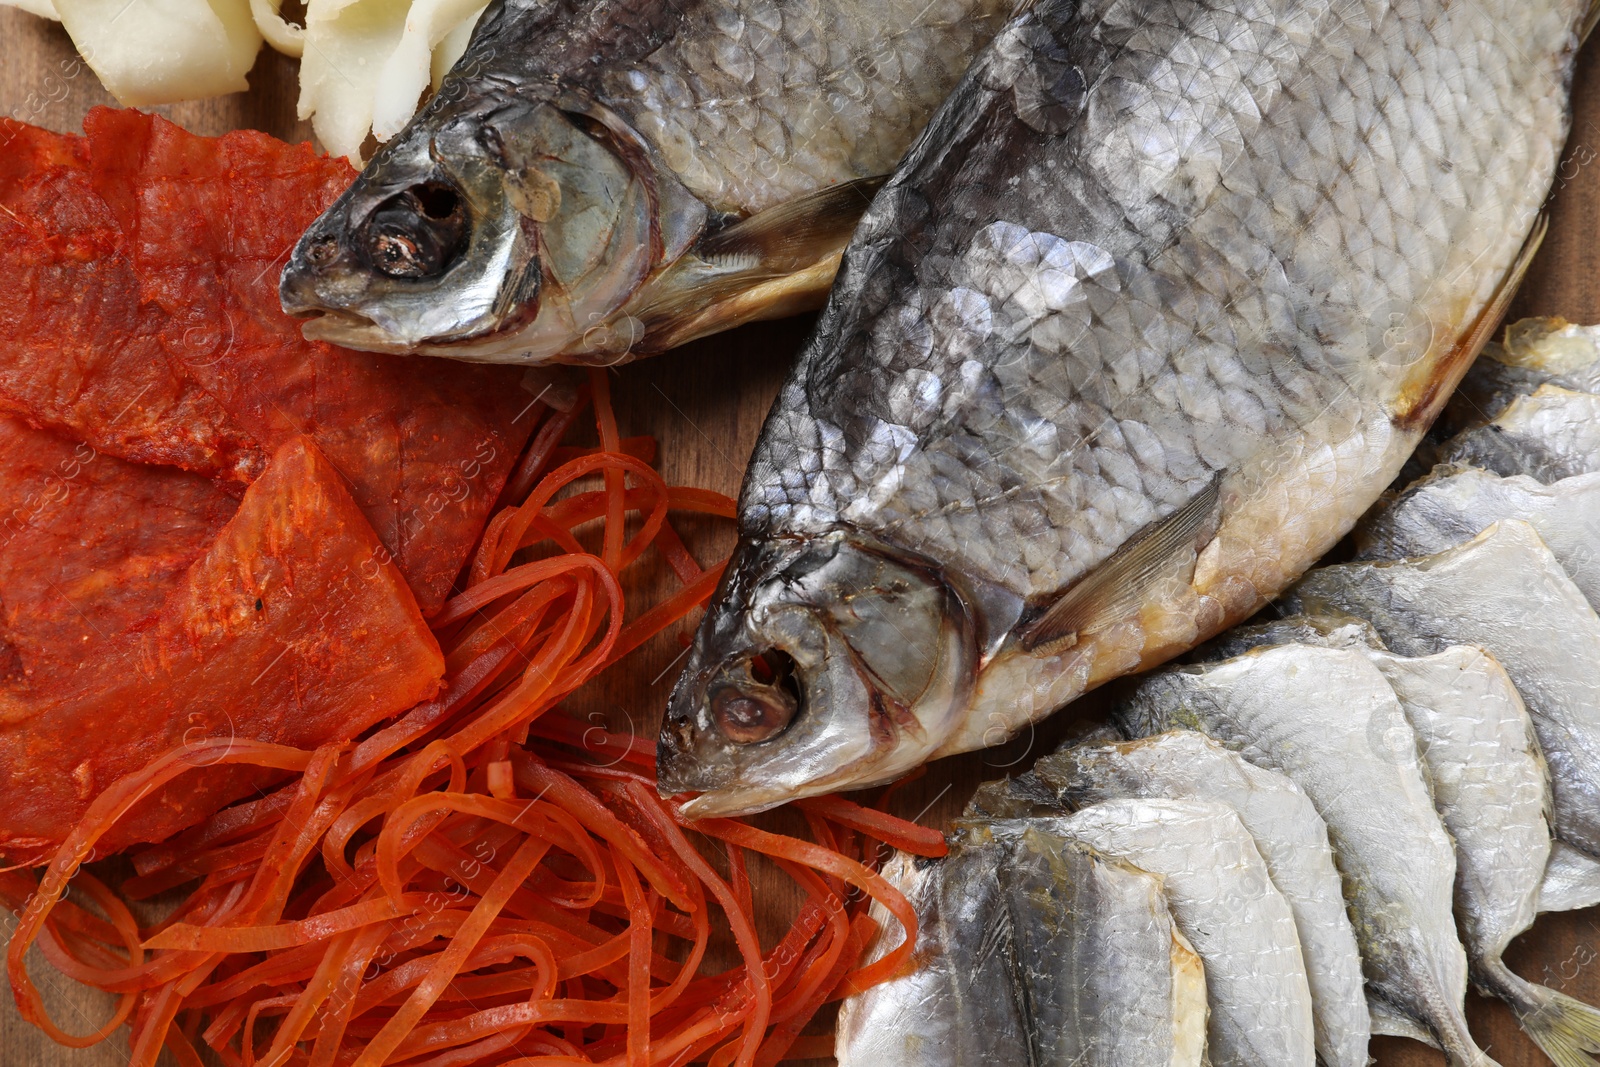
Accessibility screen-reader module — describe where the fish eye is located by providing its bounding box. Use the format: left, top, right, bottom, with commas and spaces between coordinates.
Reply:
708, 650, 801, 745
371, 233, 424, 276
360, 180, 472, 280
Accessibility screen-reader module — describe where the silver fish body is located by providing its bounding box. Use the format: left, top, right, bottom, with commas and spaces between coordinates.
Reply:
278, 0, 1009, 364
658, 0, 1588, 813
1029, 732, 1369, 1067
836, 822, 1209, 1067
1113, 644, 1492, 1066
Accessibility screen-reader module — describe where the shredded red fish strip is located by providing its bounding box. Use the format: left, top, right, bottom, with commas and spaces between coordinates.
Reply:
2, 370, 944, 1067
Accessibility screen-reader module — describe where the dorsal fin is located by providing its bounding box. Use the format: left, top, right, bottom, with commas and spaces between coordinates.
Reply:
1017, 473, 1224, 653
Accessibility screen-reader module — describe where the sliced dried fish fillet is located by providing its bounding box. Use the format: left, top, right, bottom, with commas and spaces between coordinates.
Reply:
1356, 466, 1600, 610
1437, 386, 1600, 483
1114, 645, 1492, 1066
1540, 842, 1600, 913
1028, 732, 1368, 1067
1292, 521, 1600, 860
834, 838, 1028, 1066
1187, 609, 1386, 663
1446, 318, 1600, 431
1048, 798, 1314, 1067
835, 822, 1209, 1067
1364, 647, 1600, 1065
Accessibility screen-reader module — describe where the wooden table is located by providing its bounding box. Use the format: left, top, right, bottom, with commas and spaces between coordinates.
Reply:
4, 12, 1600, 1065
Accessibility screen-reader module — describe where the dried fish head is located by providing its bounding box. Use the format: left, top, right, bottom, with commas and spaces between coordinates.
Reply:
281, 77, 672, 361
658, 532, 973, 816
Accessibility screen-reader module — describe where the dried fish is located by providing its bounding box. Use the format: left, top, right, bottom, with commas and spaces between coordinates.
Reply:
280, 0, 1009, 363
1114, 645, 1491, 1065
658, 0, 1587, 814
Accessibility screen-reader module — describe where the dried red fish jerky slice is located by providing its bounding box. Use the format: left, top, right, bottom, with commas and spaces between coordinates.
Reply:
0, 436, 445, 866
0, 415, 237, 685
0, 154, 255, 479
0, 111, 538, 614
0, 119, 87, 202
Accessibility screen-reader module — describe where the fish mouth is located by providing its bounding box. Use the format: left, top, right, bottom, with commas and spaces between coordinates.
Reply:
291, 308, 423, 354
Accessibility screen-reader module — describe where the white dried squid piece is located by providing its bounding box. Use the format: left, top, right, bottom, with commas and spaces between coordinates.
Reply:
18, 0, 264, 106
297, 0, 483, 163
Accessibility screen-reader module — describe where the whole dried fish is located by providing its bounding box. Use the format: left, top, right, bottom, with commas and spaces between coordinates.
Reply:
279, 0, 1009, 364
1113, 644, 1491, 1066
835, 822, 1209, 1067
1026, 732, 1369, 1067
658, 0, 1587, 813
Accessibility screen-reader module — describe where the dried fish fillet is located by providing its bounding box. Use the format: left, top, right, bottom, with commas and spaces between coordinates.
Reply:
1541, 842, 1600, 913
1027, 733, 1367, 1067
836, 822, 1208, 1067
1047, 798, 1314, 1067
1446, 318, 1600, 431
1438, 386, 1600, 483
1357, 466, 1600, 610
1292, 521, 1600, 860
1365, 647, 1600, 1065
1187, 609, 1386, 663
835, 840, 1030, 1066
1114, 645, 1491, 1066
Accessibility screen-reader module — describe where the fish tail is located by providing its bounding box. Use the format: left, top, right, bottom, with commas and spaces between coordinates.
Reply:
1482, 960, 1600, 1066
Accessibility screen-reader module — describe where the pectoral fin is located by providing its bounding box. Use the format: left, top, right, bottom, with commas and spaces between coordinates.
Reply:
619, 176, 887, 354
1017, 473, 1224, 653
696, 175, 887, 274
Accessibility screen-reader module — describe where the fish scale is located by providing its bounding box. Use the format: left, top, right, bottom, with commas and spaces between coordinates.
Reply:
661, 0, 1586, 814
602, 0, 1007, 213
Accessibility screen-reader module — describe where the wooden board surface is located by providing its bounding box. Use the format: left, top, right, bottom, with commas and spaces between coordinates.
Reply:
5, 11, 1600, 1065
